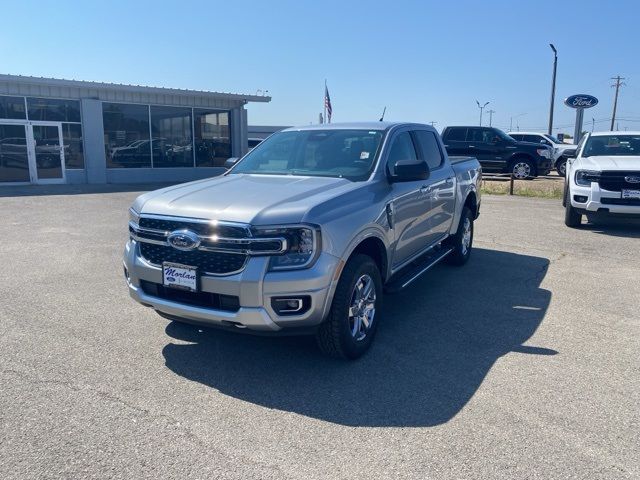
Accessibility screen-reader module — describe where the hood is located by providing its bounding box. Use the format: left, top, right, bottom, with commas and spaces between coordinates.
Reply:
132, 174, 359, 225
576, 156, 640, 171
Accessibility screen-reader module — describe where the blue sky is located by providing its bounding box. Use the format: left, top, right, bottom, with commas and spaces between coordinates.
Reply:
2, 0, 640, 135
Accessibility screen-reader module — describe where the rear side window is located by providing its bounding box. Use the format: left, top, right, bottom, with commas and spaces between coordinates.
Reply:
387, 132, 418, 175
443, 128, 466, 142
414, 130, 443, 170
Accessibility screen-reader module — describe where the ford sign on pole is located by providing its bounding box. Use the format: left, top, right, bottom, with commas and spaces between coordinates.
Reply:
565, 94, 598, 142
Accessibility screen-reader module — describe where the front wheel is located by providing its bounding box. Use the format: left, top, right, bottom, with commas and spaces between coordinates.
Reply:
511, 159, 536, 179
445, 206, 474, 266
316, 254, 382, 359
564, 188, 582, 228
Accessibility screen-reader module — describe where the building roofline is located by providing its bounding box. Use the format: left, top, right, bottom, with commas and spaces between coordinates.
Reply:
0, 73, 271, 103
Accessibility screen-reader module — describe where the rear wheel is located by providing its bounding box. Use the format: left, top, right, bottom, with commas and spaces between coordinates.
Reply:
511, 158, 535, 179
316, 254, 382, 359
445, 206, 474, 266
556, 158, 567, 177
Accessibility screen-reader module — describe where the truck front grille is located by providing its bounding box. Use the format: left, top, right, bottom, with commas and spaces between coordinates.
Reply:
598, 171, 640, 192
138, 217, 250, 238
139, 280, 240, 312
601, 197, 640, 206
140, 243, 247, 275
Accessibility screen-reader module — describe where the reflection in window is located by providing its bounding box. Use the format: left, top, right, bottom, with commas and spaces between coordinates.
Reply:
0, 95, 26, 120
27, 97, 81, 122
103, 103, 151, 168
150, 106, 193, 168
62, 124, 84, 169
194, 109, 231, 167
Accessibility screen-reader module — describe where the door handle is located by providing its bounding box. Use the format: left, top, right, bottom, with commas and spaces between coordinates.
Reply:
445, 177, 454, 186
420, 185, 432, 196
468, 145, 475, 148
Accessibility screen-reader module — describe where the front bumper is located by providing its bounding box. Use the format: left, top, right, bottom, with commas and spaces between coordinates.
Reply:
123, 240, 341, 332
570, 183, 640, 215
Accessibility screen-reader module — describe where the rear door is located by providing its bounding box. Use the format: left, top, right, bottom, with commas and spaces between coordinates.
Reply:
386, 130, 433, 269
414, 130, 456, 244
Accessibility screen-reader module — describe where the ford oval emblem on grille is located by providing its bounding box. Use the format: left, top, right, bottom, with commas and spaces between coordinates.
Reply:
625, 176, 640, 184
167, 230, 201, 251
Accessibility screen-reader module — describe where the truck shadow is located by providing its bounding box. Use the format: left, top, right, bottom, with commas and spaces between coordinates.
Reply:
162, 248, 555, 427
583, 214, 640, 238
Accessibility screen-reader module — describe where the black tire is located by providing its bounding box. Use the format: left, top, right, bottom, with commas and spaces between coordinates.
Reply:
564, 188, 582, 228
556, 158, 567, 177
510, 157, 536, 179
445, 206, 474, 266
316, 254, 382, 359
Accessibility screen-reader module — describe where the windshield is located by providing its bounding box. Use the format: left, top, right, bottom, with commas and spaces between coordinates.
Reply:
229, 129, 384, 180
583, 135, 640, 157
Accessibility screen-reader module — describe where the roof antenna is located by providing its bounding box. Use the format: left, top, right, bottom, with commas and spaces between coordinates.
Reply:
379, 106, 386, 122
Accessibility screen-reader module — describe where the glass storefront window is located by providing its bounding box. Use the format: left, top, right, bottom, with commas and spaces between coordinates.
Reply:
0, 95, 26, 120
103, 103, 151, 168
150, 106, 193, 168
62, 123, 84, 169
194, 109, 231, 167
27, 97, 81, 122
0, 124, 30, 182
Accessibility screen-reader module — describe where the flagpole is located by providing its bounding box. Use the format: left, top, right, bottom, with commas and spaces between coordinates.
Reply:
323, 79, 327, 124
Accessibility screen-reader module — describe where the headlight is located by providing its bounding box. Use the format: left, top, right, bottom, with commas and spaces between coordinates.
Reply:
537, 148, 551, 159
129, 207, 140, 225
575, 170, 600, 186
254, 225, 321, 271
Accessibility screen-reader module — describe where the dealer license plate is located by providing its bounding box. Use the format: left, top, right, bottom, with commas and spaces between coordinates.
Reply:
163, 262, 198, 292
622, 189, 640, 200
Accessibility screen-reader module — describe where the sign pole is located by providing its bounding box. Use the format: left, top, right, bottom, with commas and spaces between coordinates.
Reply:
574, 108, 584, 142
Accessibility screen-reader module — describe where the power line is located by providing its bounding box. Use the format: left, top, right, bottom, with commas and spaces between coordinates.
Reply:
611, 75, 626, 130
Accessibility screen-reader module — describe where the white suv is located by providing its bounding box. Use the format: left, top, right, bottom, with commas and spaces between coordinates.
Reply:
509, 132, 575, 176
563, 131, 640, 227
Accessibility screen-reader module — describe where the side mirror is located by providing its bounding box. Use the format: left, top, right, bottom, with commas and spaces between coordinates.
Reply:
224, 157, 240, 169
564, 150, 577, 159
390, 160, 429, 182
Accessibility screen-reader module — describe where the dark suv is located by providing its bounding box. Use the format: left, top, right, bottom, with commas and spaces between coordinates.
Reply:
441, 126, 553, 178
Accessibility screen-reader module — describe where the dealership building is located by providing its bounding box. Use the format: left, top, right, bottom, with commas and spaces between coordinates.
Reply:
0, 74, 270, 185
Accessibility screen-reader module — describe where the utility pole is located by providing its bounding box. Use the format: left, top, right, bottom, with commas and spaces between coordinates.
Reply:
486, 110, 495, 127
429, 121, 437, 127
476, 100, 489, 126
610, 75, 625, 131
592, 117, 595, 132
548, 44, 558, 135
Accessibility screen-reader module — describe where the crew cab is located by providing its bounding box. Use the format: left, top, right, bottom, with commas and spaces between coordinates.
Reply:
564, 131, 640, 227
124, 122, 481, 359
508, 131, 575, 176
442, 126, 553, 178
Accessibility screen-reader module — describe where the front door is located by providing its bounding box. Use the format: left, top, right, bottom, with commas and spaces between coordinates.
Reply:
0, 121, 65, 184
30, 123, 66, 183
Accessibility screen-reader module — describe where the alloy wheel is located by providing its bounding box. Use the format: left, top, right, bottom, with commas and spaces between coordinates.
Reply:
348, 274, 376, 342
512, 162, 531, 179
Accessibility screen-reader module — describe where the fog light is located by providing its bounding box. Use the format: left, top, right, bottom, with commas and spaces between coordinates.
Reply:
123, 266, 130, 282
573, 195, 588, 203
271, 296, 311, 316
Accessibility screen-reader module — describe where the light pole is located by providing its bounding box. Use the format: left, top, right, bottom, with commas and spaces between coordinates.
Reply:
548, 44, 558, 135
509, 113, 527, 131
476, 100, 489, 126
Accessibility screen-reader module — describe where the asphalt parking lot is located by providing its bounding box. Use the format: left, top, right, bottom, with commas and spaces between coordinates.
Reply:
1, 187, 639, 479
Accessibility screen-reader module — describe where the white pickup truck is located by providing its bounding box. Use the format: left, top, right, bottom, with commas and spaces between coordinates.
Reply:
564, 131, 640, 227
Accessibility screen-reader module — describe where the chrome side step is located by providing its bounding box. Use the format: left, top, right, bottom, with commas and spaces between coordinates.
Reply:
384, 247, 453, 294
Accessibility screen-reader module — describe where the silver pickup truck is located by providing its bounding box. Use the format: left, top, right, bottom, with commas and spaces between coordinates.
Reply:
124, 122, 481, 358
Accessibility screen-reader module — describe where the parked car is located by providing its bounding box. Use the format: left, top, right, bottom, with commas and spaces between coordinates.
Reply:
124, 122, 481, 359
442, 126, 553, 179
508, 131, 575, 176
563, 131, 640, 227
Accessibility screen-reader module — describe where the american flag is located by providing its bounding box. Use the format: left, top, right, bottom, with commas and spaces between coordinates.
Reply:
324, 84, 332, 123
